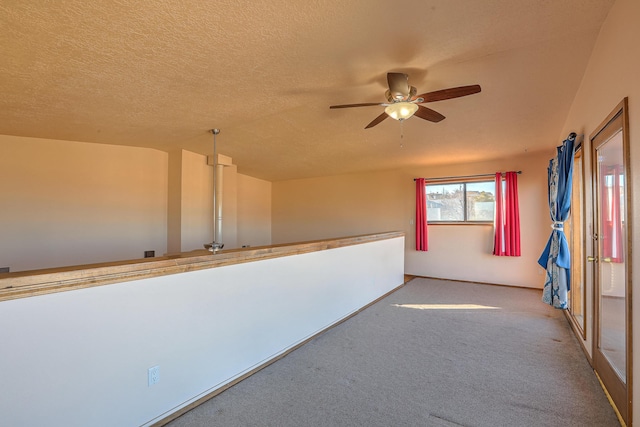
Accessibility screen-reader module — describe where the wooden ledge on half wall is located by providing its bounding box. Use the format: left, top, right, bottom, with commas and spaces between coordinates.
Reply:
0, 231, 404, 303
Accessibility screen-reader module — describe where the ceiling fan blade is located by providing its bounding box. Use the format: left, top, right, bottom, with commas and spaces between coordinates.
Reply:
414, 105, 445, 122
329, 102, 381, 109
416, 85, 481, 103
387, 73, 410, 100
365, 112, 389, 129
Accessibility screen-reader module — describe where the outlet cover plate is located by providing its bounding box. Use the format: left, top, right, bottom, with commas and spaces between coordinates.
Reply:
148, 366, 160, 386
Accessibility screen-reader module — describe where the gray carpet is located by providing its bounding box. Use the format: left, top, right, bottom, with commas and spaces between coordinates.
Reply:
167, 278, 619, 426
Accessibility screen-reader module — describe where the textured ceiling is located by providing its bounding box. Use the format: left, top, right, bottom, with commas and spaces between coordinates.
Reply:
0, 0, 615, 181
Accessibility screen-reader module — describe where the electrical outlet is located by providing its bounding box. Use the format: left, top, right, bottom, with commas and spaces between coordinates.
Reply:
148, 366, 160, 386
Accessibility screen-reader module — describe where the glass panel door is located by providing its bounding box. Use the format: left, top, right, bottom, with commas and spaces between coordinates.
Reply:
590, 98, 631, 424
596, 130, 626, 378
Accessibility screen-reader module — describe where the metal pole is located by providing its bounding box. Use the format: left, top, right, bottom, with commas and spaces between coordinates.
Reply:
204, 129, 224, 252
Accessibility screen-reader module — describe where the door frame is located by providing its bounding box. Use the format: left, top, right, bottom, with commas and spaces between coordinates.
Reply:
568, 144, 587, 339
590, 97, 632, 424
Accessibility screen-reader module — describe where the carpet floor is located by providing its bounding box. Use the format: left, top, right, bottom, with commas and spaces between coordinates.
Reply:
167, 278, 620, 427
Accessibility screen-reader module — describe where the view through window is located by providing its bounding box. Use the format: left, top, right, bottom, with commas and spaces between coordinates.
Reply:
426, 181, 496, 222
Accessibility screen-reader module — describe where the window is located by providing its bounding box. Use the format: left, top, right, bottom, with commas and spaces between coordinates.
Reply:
426, 180, 496, 223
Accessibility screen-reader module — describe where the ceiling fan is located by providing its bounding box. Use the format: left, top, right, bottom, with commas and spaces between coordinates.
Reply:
329, 72, 481, 129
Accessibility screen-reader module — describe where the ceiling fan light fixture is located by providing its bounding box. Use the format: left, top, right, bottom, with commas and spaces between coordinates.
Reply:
385, 102, 418, 121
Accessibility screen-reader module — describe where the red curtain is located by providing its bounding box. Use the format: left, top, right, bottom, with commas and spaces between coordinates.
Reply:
504, 171, 521, 256
415, 178, 428, 251
601, 165, 624, 262
493, 171, 521, 256
493, 173, 504, 255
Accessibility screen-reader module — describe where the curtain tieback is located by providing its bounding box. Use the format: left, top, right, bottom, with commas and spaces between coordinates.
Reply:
551, 221, 564, 230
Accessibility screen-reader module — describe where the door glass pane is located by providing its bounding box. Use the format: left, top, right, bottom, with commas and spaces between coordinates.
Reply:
597, 130, 626, 381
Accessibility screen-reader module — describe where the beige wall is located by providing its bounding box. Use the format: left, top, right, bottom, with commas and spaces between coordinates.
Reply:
170, 149, 266, 253
273, 150, 551, 288
222, 164, 239, 250
237, 173, 272, 248
1, 139, 272, 272
167, 150, 184, 254
273, 170, 407, 244
179, 149, 214, 252
406, 152, 551, 288
558, 0, 639, 421
0, 135, 168, 272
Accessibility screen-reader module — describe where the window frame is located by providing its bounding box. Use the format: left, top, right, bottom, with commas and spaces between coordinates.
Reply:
425, 178, 498, 225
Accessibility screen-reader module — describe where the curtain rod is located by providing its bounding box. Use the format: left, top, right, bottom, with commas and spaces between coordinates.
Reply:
413, 171, 522, 182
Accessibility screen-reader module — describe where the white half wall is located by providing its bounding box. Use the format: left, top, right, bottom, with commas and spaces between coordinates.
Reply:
0, 236, 404, 427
